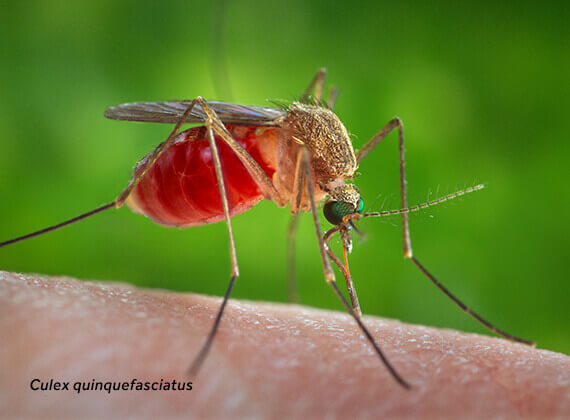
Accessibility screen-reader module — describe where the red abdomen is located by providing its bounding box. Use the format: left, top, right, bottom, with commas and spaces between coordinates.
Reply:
127, 125, 278, 227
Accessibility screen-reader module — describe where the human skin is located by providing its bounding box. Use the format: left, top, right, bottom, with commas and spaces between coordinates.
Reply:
1, 271, 568, 419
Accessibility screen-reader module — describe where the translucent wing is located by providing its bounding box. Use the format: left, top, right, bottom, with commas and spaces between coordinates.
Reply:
104, 100, 286, 126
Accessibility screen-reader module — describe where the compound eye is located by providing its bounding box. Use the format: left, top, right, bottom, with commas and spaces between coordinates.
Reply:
323, 201, 356, 225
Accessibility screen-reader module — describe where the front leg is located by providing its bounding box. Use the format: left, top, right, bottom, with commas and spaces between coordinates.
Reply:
296, 143, 410, 389
357, 118, 534, 346
356, 117, 411, 257
300, 68, 327, 104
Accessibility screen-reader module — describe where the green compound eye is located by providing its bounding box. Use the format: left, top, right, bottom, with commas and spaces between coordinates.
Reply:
324, 201, 359, 225
356, 198, 364, 213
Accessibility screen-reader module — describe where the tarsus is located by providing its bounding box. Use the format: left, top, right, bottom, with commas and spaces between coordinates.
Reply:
0, 201, 116, 248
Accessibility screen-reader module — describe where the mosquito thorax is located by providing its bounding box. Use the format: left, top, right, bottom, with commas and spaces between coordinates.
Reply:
286, 102, 357, 180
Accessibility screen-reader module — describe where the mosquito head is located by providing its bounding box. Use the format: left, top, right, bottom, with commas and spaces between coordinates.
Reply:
323, 182, 363, 226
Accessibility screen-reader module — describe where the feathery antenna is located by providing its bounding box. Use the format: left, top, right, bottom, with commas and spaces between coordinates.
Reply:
361, 184, 484, 219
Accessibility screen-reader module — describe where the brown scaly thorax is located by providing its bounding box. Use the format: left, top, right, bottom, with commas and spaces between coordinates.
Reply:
284, 102, 361, 208
285, 102, 358, 183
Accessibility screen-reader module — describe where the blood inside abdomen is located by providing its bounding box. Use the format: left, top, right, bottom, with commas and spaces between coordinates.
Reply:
127, 125, 278, 227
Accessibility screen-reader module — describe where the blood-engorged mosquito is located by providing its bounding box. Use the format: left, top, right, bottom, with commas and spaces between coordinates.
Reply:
0, 68, 534, 389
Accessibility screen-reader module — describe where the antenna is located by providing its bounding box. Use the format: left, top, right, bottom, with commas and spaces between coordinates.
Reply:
361, 184, 484, 219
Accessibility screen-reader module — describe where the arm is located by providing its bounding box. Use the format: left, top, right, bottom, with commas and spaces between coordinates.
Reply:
1, 271, 568, 418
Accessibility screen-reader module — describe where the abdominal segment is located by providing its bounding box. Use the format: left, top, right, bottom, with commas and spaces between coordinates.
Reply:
127, 125, 278, 227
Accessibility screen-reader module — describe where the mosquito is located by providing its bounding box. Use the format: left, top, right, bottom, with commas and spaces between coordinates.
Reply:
0, 68, 534, 389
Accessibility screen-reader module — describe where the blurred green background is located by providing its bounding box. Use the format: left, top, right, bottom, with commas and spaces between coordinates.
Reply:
0, 1, 568, 354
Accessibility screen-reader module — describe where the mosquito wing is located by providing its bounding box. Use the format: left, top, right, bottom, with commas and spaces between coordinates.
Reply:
104, 100, 286, 126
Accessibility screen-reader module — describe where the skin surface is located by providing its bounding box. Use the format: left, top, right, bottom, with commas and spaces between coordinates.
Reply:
1, 271, 568, 419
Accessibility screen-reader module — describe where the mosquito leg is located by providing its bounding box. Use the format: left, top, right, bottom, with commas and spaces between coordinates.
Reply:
296, 146, 361, 315
409, 256, 534, 345
188, 119, 240, 376
186, 99, 297, 374
323, 226, 362, 318
300, 68, 327, 104
290, 143, 306, 214
357, 118, 534, 346
355, 118, 411, 255
284, 145, 310, 302
298, 145, 410, 389
118, 96, 284, 209
327, 87, 339, 110
286, 213, 300, 303
193, 98, 286, 206
296, 146, 334, 281
328, 280, 410, 389
302, 68, 338, 109
0, 202, 116, 248
205, 119, 239, 278
1, 99, 209, 247
188, 274, 237, 376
